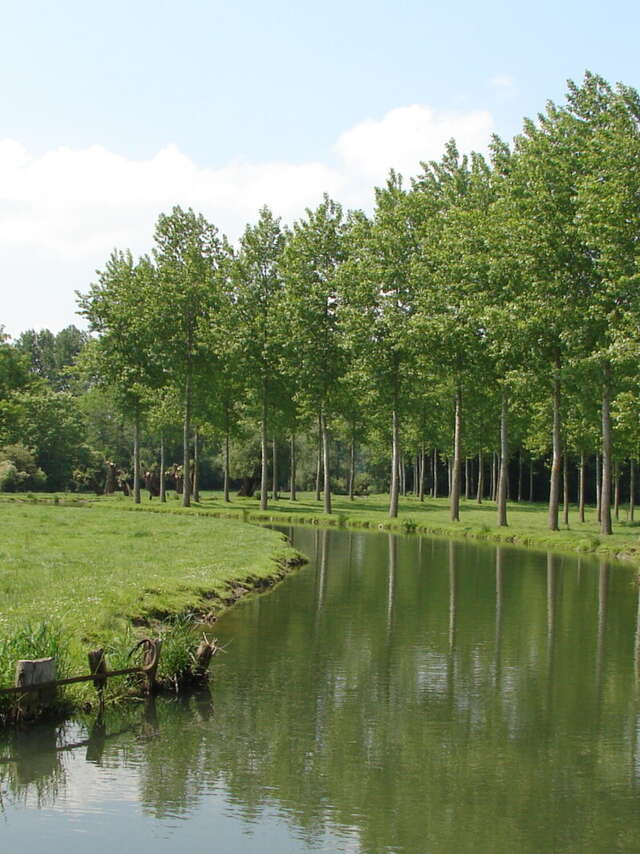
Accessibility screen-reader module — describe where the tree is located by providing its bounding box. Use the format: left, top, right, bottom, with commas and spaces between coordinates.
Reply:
340, 180, 419, 518
78, 252, 161, 503
573, 74, 640, 534
15, 386, 89, 490
16, 326, 89, 390
282, 195, 346, 514
151, 207, 226, 507
233, 206, 287, 510
0, 328, 30, 446
412, 143, 490, 522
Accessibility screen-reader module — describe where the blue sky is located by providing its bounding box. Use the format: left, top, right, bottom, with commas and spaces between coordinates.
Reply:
2, 0, 639, 335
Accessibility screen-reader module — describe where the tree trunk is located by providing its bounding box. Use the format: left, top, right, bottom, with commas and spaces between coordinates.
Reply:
497, 390, 508, 527
223, 424, 230, 502
630, 457, 635, 522
433, 449, 438, 499
290, 433, 297, 501
517, 451, 523, 502
322, 409, 331, 515
193, 428, 200, 502
133, 410, 141, 505
348, 429, 355, 501
315, 413, 322, 502
419, 443, 425, 502
491, 452, 497, 502
182, 377, 192, 508
450, 386, 462, 522
260, 384, 268, 511
578, 452, 585, 523
477, 451, 484, 504
389, 406, 400, 518
562, 449, 569, 527
601, 370, 612, 535
529, 459, 534, 503
596, 452, 601, 522
548, 356, 561, 531
272, 437, 278, 501
159, 432, 166, 503
465, 458, 469, 500
400, 452, 406, 497
614, 461, 620, 521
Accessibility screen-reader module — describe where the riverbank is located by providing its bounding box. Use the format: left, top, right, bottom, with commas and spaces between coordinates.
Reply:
89, 489, 640, 568
0, 502, 304, 723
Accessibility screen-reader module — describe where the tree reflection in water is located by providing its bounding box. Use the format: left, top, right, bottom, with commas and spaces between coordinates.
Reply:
2, 529, 640, 853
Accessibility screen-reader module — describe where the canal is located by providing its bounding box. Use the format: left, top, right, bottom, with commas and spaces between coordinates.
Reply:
2, 527, 639, 852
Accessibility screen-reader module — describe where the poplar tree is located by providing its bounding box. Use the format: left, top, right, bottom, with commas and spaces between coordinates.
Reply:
234, 206, 286, 511
78, 251, 160, 504
282, 195, 346, 515
151, 207, 225, 507
339, 178, 418, 517
413, 144, 490, 522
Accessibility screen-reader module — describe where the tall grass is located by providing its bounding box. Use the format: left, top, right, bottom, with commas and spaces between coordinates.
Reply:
0, 621, 70, 724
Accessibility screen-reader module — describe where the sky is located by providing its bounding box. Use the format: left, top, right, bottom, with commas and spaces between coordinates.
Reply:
2, 0, 640, 337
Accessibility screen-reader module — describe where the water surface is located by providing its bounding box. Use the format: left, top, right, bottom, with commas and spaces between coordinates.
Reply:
2, 528, 639, 852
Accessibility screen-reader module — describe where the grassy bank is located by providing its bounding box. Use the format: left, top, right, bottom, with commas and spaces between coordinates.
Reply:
0, 502, 303, 721
88, 489, 640, 567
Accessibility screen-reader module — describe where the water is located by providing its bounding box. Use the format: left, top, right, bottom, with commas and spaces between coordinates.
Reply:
2, 528, 640, 853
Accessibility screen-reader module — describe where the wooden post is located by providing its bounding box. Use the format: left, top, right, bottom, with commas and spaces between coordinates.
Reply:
15, 657, 56, 714
143, 639, 162, 694
88, 648, 107, 692
194, 640, 215, 680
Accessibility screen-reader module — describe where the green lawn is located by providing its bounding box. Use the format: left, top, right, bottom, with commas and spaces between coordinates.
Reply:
93, 488, 640, 567
0, 502, 300, 700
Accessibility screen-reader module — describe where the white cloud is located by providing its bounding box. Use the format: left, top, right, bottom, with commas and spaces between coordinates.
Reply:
334, 104, 494, 182
0, 104, 495, 336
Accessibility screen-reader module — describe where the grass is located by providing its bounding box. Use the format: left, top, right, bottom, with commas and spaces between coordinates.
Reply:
89, 488, 640, 567
0, 502, 302, 721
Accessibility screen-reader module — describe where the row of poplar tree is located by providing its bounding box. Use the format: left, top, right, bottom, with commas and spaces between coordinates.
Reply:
79, 72, 640, 535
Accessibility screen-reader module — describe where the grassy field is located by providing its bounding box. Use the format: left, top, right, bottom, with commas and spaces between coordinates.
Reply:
87, 488, 640, 567
0, 501, 301, 712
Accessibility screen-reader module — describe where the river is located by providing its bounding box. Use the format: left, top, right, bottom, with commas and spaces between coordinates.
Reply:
2, 527, 639, 852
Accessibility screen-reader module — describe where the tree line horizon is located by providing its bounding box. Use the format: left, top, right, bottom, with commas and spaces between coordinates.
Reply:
3, 71, 640, 536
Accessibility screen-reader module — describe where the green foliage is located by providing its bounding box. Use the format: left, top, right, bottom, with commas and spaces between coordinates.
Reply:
0, 444, 46, 491
12, 387, 90, 490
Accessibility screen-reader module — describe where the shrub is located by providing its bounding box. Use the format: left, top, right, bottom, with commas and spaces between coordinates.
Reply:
0, 444, 47, 492
0, 461, 19, 492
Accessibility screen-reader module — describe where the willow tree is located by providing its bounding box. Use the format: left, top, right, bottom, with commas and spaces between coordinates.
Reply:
151, 207, 226, 507
281, 195, 346, 515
